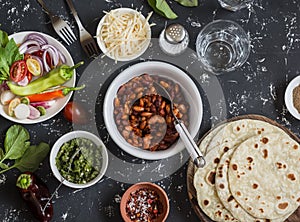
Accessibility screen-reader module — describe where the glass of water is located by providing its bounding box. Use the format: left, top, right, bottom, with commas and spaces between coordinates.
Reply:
218, 0, 254, 12
196, 20, 250, 74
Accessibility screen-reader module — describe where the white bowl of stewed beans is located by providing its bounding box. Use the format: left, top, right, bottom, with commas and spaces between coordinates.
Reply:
103, 61, 203, 160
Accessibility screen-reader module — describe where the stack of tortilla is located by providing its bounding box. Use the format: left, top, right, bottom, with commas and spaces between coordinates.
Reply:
193, 118, 300, 222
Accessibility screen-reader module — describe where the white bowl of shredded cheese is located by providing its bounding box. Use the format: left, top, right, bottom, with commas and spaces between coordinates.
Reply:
96, 8, 152, 62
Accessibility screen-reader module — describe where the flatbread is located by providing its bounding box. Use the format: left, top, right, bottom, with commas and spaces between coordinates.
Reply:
228, 133, 300, 219
194, 149, 238, 222
206, 119, 285, 154
215, 148, 265, 222
193, 118, 297, 222
198, 123, 226, 155
215, 148, 293, 222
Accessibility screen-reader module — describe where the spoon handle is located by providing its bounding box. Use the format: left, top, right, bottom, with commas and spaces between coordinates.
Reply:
175, 120, 206, 168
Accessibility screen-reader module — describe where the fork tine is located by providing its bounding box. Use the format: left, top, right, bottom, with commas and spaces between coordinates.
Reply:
62, 27, 75, 44
85, 42, 98, 57
65, 26, 77, 41
91, 41, 100, 54
59, 29, 72, 45
84, 44, 93, 57
57, 30, 70, 45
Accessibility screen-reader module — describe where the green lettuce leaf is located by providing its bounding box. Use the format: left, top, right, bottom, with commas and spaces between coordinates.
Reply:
3, 125, 30, 161
13, 142, 50, 172
148, 0, 178, 19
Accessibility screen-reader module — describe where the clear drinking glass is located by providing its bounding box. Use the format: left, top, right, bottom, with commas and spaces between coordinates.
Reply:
218, 0, 254, 11
196, 20, 250, 74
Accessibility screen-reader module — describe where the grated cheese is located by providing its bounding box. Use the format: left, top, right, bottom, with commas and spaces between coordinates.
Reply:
98, 9, 154, 61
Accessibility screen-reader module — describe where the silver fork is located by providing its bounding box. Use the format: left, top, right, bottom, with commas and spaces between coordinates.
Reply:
65, 0, 100, 57
37, 0, 77, 45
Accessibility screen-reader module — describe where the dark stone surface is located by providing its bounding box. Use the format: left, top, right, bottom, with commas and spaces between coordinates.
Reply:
0, 0, 300, 221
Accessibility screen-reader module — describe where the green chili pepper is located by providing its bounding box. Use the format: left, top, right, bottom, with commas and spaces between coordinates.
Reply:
7, 61, 83, 96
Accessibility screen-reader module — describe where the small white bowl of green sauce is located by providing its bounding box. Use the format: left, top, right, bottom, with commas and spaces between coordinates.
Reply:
50, 131, 108, 189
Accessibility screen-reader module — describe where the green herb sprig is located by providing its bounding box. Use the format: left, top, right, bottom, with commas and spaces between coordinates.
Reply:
148, 0, 198, 19
0, 125, 50, 174
0, 30, 23, 84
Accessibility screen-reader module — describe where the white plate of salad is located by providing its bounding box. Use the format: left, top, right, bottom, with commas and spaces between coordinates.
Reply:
0, 31, 80, 124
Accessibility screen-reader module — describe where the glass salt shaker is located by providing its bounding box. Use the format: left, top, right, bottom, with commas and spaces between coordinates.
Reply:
159, 23, 189, 56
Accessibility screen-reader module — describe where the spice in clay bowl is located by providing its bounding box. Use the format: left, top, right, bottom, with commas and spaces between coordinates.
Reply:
120, 182, 169, 222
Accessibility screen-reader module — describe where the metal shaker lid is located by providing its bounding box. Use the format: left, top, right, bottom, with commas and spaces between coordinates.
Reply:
164, 23, 186, 44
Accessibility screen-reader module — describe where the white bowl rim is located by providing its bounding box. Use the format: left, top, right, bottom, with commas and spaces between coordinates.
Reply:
285, 75, 300, 120
96, 7, 151, 61
0, 31, 75, 124
50, 130, 108, 189
103, 60, 203, 160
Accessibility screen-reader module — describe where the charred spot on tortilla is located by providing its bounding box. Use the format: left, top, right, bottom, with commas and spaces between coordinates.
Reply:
216, 210, 222, 216
203, 200, 209, 206
247, 157, 253, 163
276, 162, 284, 169
263, 149, 268, 159
214, 157, 220, 164
236, 191, 241, 196
293, 144, 298, 150
227, 195, 234, 202
232, 164, 238, 171
219, 183, 225, 189
223, 146, 229, 152
207, 171, 216, 185
254, 143, 258, 148
261, 137, 269, 144
236, 126, 240, 131
287, 173, 296, 181
252, 183, 258, 189
278, 202, 288, 210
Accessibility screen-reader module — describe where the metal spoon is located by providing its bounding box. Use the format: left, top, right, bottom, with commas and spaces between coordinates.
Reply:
153, 82, 206, 168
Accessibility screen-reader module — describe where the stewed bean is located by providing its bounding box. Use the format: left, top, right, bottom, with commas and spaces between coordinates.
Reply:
113, 74, 189, 151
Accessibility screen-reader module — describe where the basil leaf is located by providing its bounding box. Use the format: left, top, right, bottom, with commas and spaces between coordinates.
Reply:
13, 142, 50, 172
0, 30, 9, 48
174, 0, 198, 7
148, 0, 178, 19
3, 125, 30, 160
5, 39, 23, 66
0, 162, 9, 170
0, 148, 4, 160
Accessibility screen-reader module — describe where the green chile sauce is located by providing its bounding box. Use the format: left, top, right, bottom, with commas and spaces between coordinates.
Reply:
55, 138, 102, 184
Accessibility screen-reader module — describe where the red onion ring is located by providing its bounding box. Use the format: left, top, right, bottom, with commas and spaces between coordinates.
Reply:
18, 40, 40, 54
42, 49, 51, 73
25, 46, 41, 54
57, 50, 66, 64
25, 33, 48, 46
42, 45, 59, 67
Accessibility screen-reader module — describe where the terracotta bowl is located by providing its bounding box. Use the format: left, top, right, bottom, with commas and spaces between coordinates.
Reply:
120, 182, 170, 222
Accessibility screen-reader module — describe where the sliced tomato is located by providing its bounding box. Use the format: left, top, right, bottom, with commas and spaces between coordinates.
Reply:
10, 60, 28, 83
26, 58, 41, 76
27, 72, 32, 82
24, 53, 32, 60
